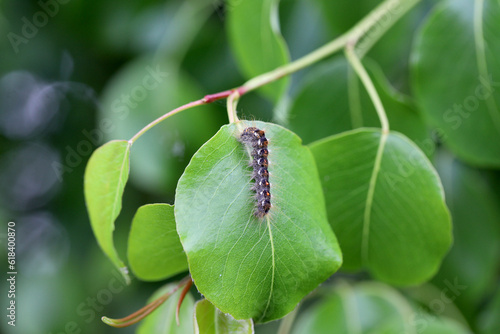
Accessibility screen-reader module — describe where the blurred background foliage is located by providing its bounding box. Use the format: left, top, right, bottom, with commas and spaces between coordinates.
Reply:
0, 0, 499, 333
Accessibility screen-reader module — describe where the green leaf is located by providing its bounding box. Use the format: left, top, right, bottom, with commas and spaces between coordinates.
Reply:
100, 55, 222, 195
84, 140, 131, 284
292, 282, 470, 334
288, 58, 431, 155
404, 283, 469, 330
292, 282, 412, 333
194, 299, 254, 334
309, 128, 451, 285
432, 150, 500, 318
313, 0, 380, 34
412, 0, 500, 167
288, 59, 351, 143
227, 0, 290, 102
127, 204, 188, 281
175, 121, 342, 323
136, 283, 194, 334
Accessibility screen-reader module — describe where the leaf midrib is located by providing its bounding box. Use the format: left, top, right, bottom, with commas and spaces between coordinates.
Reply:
361, 132, 388, 265
259, 216, 276, 322
107, 143, 130, 263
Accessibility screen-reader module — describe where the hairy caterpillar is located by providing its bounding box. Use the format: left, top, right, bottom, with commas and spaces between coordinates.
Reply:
240, 127, 271, 218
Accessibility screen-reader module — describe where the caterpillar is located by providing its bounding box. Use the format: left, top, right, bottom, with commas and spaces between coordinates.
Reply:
240, 127, 271, 218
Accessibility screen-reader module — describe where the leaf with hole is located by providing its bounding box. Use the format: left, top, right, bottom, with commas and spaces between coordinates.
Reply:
128, 204, 188, 281
310, 128, 451, 285
175, 121, 342, 323
84, 140, 131, 283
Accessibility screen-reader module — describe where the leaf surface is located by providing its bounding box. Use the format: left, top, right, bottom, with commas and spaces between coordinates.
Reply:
84, 140, 131, 283
128, 204, 188, 281
175, 121, 342, 322
310, 128, 451, 285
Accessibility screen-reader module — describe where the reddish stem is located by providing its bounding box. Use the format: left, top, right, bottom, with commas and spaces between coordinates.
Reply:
176, 278, 193, 326
202, 89, 235, 103
104, 298, 167, 328
102, 276, 191, 328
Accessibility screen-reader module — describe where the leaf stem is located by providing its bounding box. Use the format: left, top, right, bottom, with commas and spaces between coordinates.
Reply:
345, 45, 389, 133
344, 46, 390, 264
128, 99, 204, 145
128, 90, 235, 144
102, 275, 191, 328
227, 90, 241, 123
176, 278, 193, 326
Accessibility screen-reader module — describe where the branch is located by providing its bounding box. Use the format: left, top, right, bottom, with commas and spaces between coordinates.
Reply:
128, 0, 419, 141
345, 45, 389, 133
